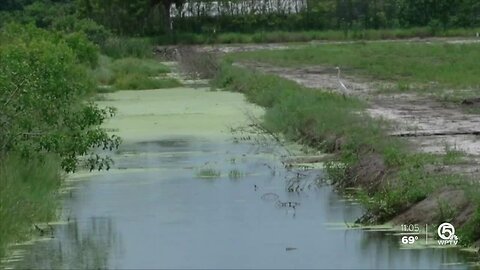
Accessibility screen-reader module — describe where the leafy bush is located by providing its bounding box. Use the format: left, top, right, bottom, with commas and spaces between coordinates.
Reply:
0, 24, 120, 172
53, 16, 111, 46
6, 0, 112, 46
22, 1, 75, 28
63, 31, 99, 67
0, 23, 121, 258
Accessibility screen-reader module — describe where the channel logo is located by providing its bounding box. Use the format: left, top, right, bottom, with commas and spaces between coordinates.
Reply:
437, 222, 458, 246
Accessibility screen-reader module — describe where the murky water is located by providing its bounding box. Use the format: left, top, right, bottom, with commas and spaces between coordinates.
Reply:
7, 88, 477, 269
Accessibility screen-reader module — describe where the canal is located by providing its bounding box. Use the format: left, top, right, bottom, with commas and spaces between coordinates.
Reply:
8, 87, 475, 269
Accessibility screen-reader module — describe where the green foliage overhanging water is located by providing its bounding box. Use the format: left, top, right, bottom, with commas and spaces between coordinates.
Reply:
0, 23, 120, 258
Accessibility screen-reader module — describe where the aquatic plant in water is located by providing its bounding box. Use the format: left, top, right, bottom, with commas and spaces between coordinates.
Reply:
228, 169, 243, 179
196, 168, 221, 179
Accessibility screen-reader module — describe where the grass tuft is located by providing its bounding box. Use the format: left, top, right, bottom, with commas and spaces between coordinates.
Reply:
196, 168, 221, 179
228, 169, 243, 179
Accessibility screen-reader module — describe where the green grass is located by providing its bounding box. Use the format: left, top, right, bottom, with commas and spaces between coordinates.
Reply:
113, 74, 181, 90
93, 55, 181, 91
457, 194, 480, 245
196, 168, 221, 179
228, 169, 244, 179
157, 27, 480, 45
110, 57, 171, 76
102, 36, 154, 59
213, 62, 480, 244
0, 154, 62, 258
228, 42, 480, 100
213, 63, 379, 154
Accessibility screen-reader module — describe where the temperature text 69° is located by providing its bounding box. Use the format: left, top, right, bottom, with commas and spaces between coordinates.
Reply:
401, 235, 419, 244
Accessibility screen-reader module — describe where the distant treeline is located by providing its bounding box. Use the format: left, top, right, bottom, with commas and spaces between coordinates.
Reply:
1, 0, 479, 36
174, 0, 480, 34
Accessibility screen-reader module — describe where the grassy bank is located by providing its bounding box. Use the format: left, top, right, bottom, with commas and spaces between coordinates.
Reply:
227, 42, 480, 101
156, 27, 480, 45
0, 24, 122, 260
0, 155, 63, 258
212, 63, 480, 245
93, 55, 181, 92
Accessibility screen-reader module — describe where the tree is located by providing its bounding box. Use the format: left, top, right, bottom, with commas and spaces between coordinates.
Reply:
0, 0, 34, 11
0, 24, 120, 172
150, 0, 185, 32
77, 0, 179, 34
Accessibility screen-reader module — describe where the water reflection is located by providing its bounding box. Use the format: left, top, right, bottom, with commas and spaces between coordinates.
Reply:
10, 137, 476, 269
357, 231, 469, 269
13, 217, 120, 269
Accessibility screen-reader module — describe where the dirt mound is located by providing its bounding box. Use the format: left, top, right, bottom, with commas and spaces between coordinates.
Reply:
390, 187, 471, 226
390, 187, 480, 245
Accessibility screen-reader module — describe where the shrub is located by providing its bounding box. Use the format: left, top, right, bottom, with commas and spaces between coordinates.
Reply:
63, 31, 99, 67
0, 23, 121, 258
53, 16, 111, 47
0, 24, 120, 172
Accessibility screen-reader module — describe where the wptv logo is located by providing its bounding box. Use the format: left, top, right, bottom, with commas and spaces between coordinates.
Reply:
437, 222, 459, 246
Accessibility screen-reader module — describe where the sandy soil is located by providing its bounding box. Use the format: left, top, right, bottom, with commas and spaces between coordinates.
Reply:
237, 60, 480, 181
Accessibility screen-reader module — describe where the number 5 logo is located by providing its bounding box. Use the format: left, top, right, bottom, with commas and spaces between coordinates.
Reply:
437, 223, 455, 240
